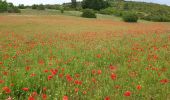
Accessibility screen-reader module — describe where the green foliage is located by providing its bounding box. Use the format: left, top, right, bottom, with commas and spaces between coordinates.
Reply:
45, 4, 61, 10
18, 4, 26, 9
100, 7, 115, 15
0, 1, 20, 13
81, 9, 97, 18
71, 0, 77, 8
143, 15, 170, 22
82, 0, 109, 10
8, 6, 21, 13
37, 4, 45, 10
0, 0, 8, 12
32, 4, 45, 10
60, 6, 64, 13
99, 7, 123, 16
122, 12, 138, 22
106, 1, 170, 22
32, 4, 38, 9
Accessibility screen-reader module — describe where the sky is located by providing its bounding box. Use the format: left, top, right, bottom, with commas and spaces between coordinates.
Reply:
6, 0, 170, 6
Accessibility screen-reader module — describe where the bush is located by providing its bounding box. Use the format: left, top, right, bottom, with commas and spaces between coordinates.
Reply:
0, 0, 8, 12
7, 7, 21, 13
18, 4, 26, 9
100, 7, 115, 15
143, 15, 170, 22
122, 12, 138, 22
32, 4, 38, 9
37, 4, 45, 10
60, 6, 64, 13
81, 9, 97, 18
99, 7, 123, 16
82, 0, 109, 11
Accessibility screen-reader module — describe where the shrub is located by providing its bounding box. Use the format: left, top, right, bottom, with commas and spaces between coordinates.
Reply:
60, 6, 64, 13
7, 7, 21, 13
82, 0, 109, 11
122, 12, 138, 22
37, 4, 45, 10
100, 7, 115, 15
0, 0, 8, 12
18, 4, 26, 9
143, 15, 170, 22
32, 4, 38, 9
81, 9, 97, 18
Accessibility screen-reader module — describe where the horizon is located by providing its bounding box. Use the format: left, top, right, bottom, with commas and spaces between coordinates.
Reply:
5, 0, 170, 6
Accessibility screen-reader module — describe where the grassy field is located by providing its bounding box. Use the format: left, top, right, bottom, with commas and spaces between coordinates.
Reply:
0, 9, 170, 100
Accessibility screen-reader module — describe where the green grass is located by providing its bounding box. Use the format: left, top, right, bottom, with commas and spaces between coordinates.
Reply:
0, 10, 170, 100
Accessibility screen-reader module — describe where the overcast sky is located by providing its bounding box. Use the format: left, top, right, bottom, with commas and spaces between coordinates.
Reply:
6, 0, 170, 6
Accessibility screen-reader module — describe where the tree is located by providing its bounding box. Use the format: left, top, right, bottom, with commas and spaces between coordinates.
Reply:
18, 4, 26, 9
82, 0, 109, 11
71, 0, 77, 8
0, 0, 8, 12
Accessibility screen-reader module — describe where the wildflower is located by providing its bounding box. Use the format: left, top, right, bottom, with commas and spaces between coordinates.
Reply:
97, 70, 102, 75
2, 86, 11, 94
104, 96, 110, 100
63, 96, 68, 100
111, 73, 117, 80
136, 85, 142, 90
22, 88, 29, 91
48, 75, 53, 80
83, 91, 87, 95
66, 74, 73, 82
109, 65, 117, 71
42, 94, 47, 100
25, 66, 31, 71
44, 69, 48, 73
97, 54, 101, 58
75, 88, 79, 93
28, 96, 35, 100
43, 87, 47, 91
0, 80, 4, 84
160, 79, 169, 84
124, 91, 131, 96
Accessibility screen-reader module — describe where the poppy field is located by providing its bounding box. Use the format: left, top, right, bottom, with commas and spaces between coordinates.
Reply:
0, 15, 170, 100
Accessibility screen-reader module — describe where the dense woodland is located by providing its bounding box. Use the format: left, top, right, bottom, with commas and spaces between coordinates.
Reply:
0, 0, 170, 22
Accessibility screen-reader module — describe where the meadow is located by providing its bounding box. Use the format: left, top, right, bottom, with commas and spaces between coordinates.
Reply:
0, 9, 170, 100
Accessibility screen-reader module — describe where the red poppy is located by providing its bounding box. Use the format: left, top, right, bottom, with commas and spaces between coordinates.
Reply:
160, 79, 169, 84
75, 88, 79, 93
30, 73, 36, 77
59, 73, 64, 78
0, 80, 4, 84
104, 96, 110, 100
83, 91, 87, 95
111, 73, 117, 80
66, 74, 73, 82
97, 70, 102, 75
92, 70, 96, 75
32, 92, 37, 97
28, 96, 35, 100
22, 88, 29, 91
2, 86, 11, 94
136, 85, 142, 90
44, 69, 48, 73
25, 66, 31, 71
42, 94, 47, 100
109, 65, 117, 71
43, 87, 47, 91
48, 75, 53, 80
97, 54, 101, 58
124, 91, 131, 96
63, 96, 68, 100
0, 62, 3, 65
